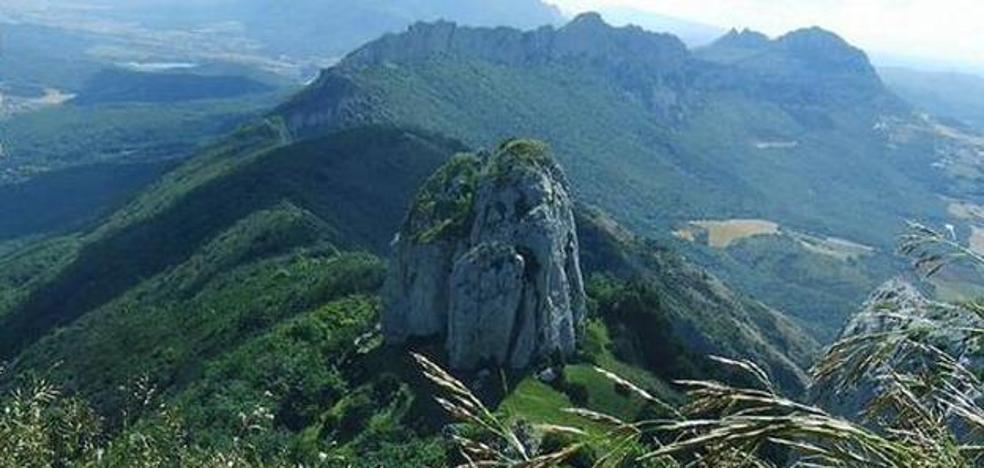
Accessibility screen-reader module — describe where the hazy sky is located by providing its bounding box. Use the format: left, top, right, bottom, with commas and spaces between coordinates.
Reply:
550, 0, 983, 71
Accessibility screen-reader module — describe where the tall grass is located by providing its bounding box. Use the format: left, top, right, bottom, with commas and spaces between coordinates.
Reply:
0, 371, 289, 467
420, 222, 983, 467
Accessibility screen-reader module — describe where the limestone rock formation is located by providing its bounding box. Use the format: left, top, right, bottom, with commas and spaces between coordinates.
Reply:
813, 278, 983, 416
384, 139, 586, 370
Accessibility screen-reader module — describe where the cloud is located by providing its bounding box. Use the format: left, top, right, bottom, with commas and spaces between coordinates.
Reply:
549, 0, 983, 70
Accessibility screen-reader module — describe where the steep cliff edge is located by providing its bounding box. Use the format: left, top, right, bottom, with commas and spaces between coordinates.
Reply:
384, 139, 586, 369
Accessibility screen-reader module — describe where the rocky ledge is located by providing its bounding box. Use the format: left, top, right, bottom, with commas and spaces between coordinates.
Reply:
383, 139, 586, 370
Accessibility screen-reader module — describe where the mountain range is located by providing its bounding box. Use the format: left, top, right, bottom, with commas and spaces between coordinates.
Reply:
273, 13, 984, 338
2, 0, 564, 74
2, 9, 983, 466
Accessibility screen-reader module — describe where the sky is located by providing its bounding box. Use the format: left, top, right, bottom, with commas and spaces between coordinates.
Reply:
549, 0, 983, 73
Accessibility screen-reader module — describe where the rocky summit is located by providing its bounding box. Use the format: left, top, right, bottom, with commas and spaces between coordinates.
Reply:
383, 139, 586, 370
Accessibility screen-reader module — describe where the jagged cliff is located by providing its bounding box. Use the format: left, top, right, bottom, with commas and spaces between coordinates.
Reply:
341, 12, 688, 72
384, 139, 586, 369
278, 12, 692, 133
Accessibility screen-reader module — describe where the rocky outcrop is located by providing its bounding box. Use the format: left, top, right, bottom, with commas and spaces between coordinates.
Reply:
341, 12, 688, 72
837, 279, 933, 338
384, 139, 586, 370
813, 278, 983, 415
709, 28, 771, 50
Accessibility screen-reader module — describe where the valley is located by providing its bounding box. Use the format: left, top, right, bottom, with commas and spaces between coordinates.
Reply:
674, 219, 874, 260
0, 3, 982, 466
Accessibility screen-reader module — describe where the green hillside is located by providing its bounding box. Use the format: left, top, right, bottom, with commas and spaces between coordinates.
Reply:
0, 124, 462, 358
0, 122, 817, 464
3, 12, 978, 467
272, 15, 980, 338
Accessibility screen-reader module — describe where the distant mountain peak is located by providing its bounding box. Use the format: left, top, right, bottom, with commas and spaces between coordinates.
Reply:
286, 12, 898, 140
776, 26, 877, 75
568, 11, 606, 27
777, 26, 861, 56
779, 26, 850, 44
712, 28, 771, 49
698, 23, 885, 94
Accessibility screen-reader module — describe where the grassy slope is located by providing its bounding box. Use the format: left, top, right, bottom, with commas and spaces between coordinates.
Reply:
299, 58, 946, 242
0, 160, 176, 240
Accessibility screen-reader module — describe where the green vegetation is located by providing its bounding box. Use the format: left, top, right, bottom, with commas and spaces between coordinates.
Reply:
490, 139, 554, 181
0, 160, 175, 240
73, 68, 275, 105
0, 126, 474, 465
577, 208, 819, 395
684, 234, 902, 340
0, 95, 281, 183
0, 125, 462, 359
0, 130, 819, 465
413, 222, 984, 467
426, 302, 982, 466
0, 297, 446, 467
407, 139, 565, 244
587, 277, 723, 383
275, 19, 978, 340
0, 84, 289, 243
9, 11, 981, 467
410, 153, 482, 244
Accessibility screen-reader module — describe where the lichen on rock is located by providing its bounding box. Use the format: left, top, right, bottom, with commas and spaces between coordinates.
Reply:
383, 139, 586, 370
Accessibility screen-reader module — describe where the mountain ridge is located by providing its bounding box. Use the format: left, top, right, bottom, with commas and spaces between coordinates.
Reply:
268, 14, 946, 339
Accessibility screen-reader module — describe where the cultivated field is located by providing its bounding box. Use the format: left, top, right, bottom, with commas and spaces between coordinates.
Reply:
688, 219, 781, 248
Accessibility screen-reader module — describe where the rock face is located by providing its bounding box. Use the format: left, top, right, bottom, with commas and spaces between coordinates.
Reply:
279, 13, 692, 133
342, 13, 688, 73
384, 139, 586, 370
813, 278, 983, 416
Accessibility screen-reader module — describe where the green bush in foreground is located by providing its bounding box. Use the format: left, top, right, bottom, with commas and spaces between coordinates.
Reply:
0, 370, 290, 468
